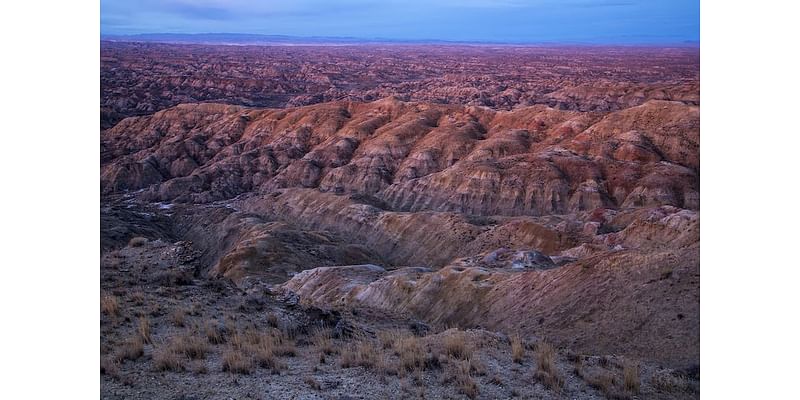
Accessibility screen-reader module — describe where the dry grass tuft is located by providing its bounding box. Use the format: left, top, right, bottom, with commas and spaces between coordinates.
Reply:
171, 333, 209, 359
452, 360, 479, 399
191, 361, 208, 374
536, 341, 557, 374
586, 371, 615, 396
444, 330, 471, 360
623, 361, 640, 394
137, 316, 152, 344
101, 294, 119, 317
153, 347, 185, 372
311, 328, 335, 355
534, 341, 564, 392
252, 340, 282, 370
130, 291, 146, 306
115, 336, 145, 362
171, 308, 186, 327
273, 332, 297, 357
266, 312, 279, 328
510, 334, 524, 363
396, 335, 426, 373
651, 372, 689, 393
304, 376, 322, 390
205, 319, 226, 344
240, 331, 285, 371
101, 357, 120, 378
222, 348, 254, 374
128, 236, 148, 247
379, 330, 401, 350
340, 337, 378, 369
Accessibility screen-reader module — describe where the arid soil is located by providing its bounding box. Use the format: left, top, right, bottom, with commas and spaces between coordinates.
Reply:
101, 45, 699, 399
101, 43, 699, 128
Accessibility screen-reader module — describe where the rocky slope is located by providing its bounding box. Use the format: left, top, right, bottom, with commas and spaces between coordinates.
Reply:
101, 42, 699, 128
101, 98, 698, 217
101, 97, 699, 395
280, 205, 699, 367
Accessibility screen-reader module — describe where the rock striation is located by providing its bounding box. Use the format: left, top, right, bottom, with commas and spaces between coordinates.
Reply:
102, 98, 699, 217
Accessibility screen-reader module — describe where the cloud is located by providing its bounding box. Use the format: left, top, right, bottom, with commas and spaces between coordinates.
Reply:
100, 0, 698, 43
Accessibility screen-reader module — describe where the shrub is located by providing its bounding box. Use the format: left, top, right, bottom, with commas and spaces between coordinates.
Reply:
586, 371, 615, 396
534, 341, 564, 392
101, 294, 119, 317
205, 320, 226, 344
304, 376, 321, 390
222, 349, 253, 374
171, 308, 186, 327
444, 330, 470, 360
340, 338, 378, 369
266, 312, 279, 328
153, 348, 184, 372
311, 328, 335, 355
115, 336, 144, 362
510, 334, 524, 363
452, 360, 479, 399
137, 316, 152, 344
128, 237, 147, 247
100, 357, 120, 377
396, 335, 425, 373
651, 371, 688, 393
623, 361, 640, 393
172, 334, 209, 359
537, 342, 557, 373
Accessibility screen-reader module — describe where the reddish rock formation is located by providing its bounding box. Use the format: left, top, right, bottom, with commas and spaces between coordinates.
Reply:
101, 98, 699, 217
101, 42, 699, 129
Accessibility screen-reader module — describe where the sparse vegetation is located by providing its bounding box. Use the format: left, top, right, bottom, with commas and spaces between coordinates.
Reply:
101, 357, 120, 378
101, 294, 119, 317
585, 371, 615, 396
379, 329, 400, 350
311, 327, 335, 355
623, 361, 640, 393
451, 360, 479, 399
222, 348, 254, 374
205, 319, 225, 344
266, 312, 279, 328
153, 347, 185, 372
171, 333, 209, 359
340, 337, 378, 369
130, 291, 145, 306
137, 316, 152, 343
128, 236, 147, 247
396, 334, 425, 373
510, 334, 524, 363
304, 376, 321, 390
171, 307, 186, 327
534, 341, 564, 391
444, 330, 470, 360
251, 340, 281, 370
651, 371, 689, 393
273, 332, 297, 357
115, 336, 144, 362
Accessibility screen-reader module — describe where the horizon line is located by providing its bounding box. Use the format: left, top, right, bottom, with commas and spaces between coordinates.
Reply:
100, 32, 700, 48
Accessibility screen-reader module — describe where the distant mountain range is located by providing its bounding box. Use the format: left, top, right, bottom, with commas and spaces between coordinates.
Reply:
101, 33, 700, 46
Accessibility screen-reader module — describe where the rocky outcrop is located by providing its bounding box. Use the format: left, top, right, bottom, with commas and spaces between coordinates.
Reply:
102, 99, 699, 217
282, 244, 699, 368
101, 42, 699, 128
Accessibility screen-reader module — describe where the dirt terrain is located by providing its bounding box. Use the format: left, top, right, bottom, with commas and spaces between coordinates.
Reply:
101, 43, 698, 129
101, 45, 699, 399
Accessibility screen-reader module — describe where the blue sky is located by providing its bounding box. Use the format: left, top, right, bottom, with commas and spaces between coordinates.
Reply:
100, 0, 699, 44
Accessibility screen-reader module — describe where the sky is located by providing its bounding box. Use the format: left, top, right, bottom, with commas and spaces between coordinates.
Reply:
100, 0, 699, 44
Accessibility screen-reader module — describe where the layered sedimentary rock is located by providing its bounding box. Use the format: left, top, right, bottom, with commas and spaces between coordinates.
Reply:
101, 42, 699, 128
101, 98, 699, 217
281, 205, 699, 367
